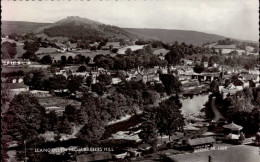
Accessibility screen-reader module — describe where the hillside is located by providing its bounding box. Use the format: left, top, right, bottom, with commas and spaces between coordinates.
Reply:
1, 18, 228, 45
124, 28, 226, 46
1, 21, 50, 35
35, 16, 139, 41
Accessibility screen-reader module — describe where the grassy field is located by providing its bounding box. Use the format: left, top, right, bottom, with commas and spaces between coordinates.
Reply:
36, 47, 58, 54
117, 45, 144, 54
38, 96, 81, 108
36, 33, 68, 42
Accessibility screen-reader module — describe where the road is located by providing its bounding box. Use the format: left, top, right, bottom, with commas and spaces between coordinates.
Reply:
211, 97, 224, 122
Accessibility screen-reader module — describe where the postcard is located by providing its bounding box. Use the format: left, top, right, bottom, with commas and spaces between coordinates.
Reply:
1, 0, 259, 161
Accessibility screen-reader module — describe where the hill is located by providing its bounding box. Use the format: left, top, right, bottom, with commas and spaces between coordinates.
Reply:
124, 28, 226, 46
1, 21, 51, 35
34, 16, 140, 41
2, 18, 228, 45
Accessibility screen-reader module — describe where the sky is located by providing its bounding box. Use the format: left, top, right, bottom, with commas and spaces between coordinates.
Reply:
1, 0, 259, 41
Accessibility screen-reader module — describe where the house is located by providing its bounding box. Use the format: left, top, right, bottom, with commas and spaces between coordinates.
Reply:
11, 77, 24, 83
223, 122, 243, 140
181, 59, 194, 66
55, 70, 68, 78
2, 59, 31, 66
112, 78, 122, 84
203, 62, 208, 68
89, 42, 99, 48
2, 83, 29, 95
240, 74, 260, 82
187, 137, 215, 150
219, 83, 243, 99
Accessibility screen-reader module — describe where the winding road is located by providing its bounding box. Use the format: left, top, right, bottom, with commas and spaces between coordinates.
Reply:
211, 97, 224, 122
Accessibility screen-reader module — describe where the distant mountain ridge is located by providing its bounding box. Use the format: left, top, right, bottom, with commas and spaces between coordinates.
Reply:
124, 28, 226, 45
2, 17, 229, 45
1, 21, 51, 35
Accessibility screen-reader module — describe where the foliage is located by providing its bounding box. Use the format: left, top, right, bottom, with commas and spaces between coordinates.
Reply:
210, 80, 220, 94
159, 74, 182, 95
1, 42, 17, 59
39, 55, 53, 64
2, 92, 46, 145
97, 74, 112, 85
22, 50, 39, 61
193, 64, 204, 73
67, 75, 84, 93
24, 70, 49, 90
77, 65, 87, 72
48, 75, 68, 91
156, 96, 184, 139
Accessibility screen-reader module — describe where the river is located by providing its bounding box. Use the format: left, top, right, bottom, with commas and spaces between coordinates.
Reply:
181, 92, 210, 115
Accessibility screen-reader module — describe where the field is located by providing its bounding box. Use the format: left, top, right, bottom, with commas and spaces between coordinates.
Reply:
38, 96, 81, 108
36, 33, 68, 42
37, 52, 77, 60
117, 45, 144, 54
36, 47, 58, 54
16, 44, 26, 58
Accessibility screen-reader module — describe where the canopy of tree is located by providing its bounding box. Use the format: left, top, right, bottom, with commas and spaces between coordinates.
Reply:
1, 42, 17, 59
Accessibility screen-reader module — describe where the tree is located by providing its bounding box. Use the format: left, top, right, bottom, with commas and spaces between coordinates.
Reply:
157, 96, 184, 140
24, 40, 40, 52
39, 55, 53, 64
57, 118, 72, 134
86, 75, 93, 87
193, 64, 204, 73
97, 74, 112, 85
46, 110, 58, 131
77, 93, 106, 143
112, 48, 119, 53
2, 92, 46, 145
91, 82, 106, 95
48, 75, 67, 92
210, 80, 220, 94
67, 56, 74, 64
165, 48, 182, 65
125, 48, 132, 55
60, 55, 67, 65
24, 70, 49, 90
77, 65, 87, 72
139, 106, 158, 152
68, 75, 84, 94
1, 42, 17, 59
64, 105, 77, 123
159, 74, 182, 95
22, 50, 38, 62
77, 121, 105, 144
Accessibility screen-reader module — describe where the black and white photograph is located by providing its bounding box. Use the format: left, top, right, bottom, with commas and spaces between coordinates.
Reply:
1, 0, 259, 161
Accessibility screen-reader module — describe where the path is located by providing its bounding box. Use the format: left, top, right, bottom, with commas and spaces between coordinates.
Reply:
211, 97, 224, 122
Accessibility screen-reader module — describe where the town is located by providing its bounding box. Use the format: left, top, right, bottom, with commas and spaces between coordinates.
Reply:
1, 3, 260, 161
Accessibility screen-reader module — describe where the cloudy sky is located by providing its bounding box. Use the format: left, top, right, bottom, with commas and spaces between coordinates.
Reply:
1, 0, 259, 41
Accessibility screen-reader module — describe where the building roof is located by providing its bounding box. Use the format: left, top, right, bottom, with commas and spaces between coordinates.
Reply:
187, 137, 215, 146
223, 122, 243, 130
2, 83, 29, 89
